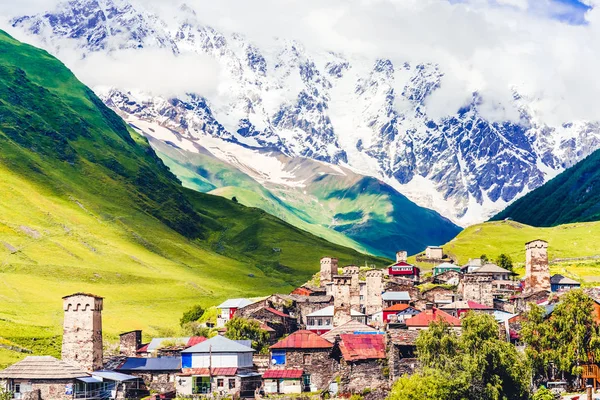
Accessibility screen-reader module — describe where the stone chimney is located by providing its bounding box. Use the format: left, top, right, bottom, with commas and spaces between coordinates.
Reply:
320, 257, 339, 286
119, 330, 142, 357
396, 251, 408, 263
62, 293, 104, 372
425, 303, 434, 314
525, 240, 550, 293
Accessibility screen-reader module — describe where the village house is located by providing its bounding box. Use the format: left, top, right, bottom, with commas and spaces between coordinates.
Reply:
383, 304, 421, 323
419, 286, 457, 308
305, 306, 367, 334
386, 328, 420, 380
176, 335, 261, 398
471, 263, 515, 281
262, 370, 304, 395
433, 269, 462, 285
381, 291, 411, 308
550, 274, 581, 292
243, 307, 298, 338
425, 246, 444, 260
116, 357, 181, 395
217, 298, 255, 327
338, 334, 388, 393
461, 258, 483, 274
388, 251, 420, 282
432, 262, 461, 277
404, 304, 461, 330
440, 300, 494, 318
134, 336, 207, 358
268, 330, 337, 392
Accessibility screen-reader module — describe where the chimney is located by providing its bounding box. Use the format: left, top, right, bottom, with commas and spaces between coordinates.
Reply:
396, 251, 408, 263
425, 303, 434, 314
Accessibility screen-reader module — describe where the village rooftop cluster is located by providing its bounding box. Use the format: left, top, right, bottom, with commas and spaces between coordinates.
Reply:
0, 239, 590, 399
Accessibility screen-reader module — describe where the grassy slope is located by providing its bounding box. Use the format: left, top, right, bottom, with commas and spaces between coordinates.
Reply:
492, 148, 600, 226
150, 139, 461, 258
432, 220, 600, 281
0, 31, 390, 367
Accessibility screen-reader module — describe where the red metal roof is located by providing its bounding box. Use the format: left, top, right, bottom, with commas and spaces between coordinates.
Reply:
187, 337, 207, 347
136, 343, 150, 353
404, 308, 461, 327
180, 368, 238, 376
263, 369, 304, 379
270, 330, 334, 349
383, 304, 411, 312
265, 307, 292, 318
339, 334, 386, 362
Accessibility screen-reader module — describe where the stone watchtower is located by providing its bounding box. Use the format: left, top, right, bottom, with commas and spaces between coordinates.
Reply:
365, 269, 384, 316
342, 266, 361, 311
396, 251, 408, 263
62, 293, 104, 372
525, 240, 550, 293
320, 257, 338, 286
333, 275, 352, 326
119, 330, 142, 357
461, 274, 493, 307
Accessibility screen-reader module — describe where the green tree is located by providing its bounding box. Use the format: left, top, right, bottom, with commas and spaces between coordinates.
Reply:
521, 303, 556, 381
180, 304, 205, 327
0, 388, 12, 400
390, 313, 530, 400
480, 254, 489, 264
532, 386, 555, 400
496, 253, 514, 271
181, 321, 216, 338
224, 317, 271, 354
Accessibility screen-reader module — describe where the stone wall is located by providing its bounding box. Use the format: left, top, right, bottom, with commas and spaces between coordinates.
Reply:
127, 371, 176, 394
62, 294, 103, 372
339, 359, 388, 394
271, 349, 338, 391
461, 274, 494, 307
31, 380, 74, 400
248, 307, 298, 337
525, 240, 550, 293
119, 330, 142, 357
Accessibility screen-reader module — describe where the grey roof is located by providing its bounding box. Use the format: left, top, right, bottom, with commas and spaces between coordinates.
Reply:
117, 357, 181, 371
0, 356, 89, 379
217, 298, 254, 309
550, 274, 580, 285
92, 370, 138, 382
472, 263, 514, 275
321, 320, 377, 342
381, 292, 411, 301
146, 337, 191, 352
435, 262, 459, 269
182, 335, 255, 354
306, 306, 365, 318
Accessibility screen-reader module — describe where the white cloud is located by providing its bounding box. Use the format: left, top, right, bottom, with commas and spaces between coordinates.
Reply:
2, 0, 600, 125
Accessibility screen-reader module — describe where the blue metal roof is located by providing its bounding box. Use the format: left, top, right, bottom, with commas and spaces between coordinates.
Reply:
93, 370, 138, 382
117, 357, 181, 371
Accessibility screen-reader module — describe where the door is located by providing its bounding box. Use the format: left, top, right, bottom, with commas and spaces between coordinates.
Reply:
193, 376, 211, 394
302, 374, 311, 392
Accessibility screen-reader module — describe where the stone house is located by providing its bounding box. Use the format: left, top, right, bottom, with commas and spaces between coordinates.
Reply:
116, 357, 181, 394
305, 306, 367, 335
404, 305, 461, 330
268, 330, 337, 392
135, 336, 206, 358
245, 307, 298, 338
338, 334, 388, 393
381, 292, 411, 308
386, 329, 420, 380
177, 336, 261, 398
0, 356, 88, 400
419, 286, 457, 309
550, 275, 581, 292
320, 320, 378, 343
433, 270, 463, 285
0, 357, 138, 400
440, 300, 494, 318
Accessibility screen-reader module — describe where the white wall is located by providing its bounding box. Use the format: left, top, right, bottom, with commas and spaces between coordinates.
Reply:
189, 353, 253, 368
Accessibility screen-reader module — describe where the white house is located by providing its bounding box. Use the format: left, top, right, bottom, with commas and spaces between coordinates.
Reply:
177, 336, 260, 397
305, 306, 367, 335
216, 298, 254, 327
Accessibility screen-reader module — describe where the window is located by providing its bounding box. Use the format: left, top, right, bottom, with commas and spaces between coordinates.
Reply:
324, 318, 331, 326
317, 319, 322, 326
303, 354, 312, 365
229, 379, 236, 389
217, 379, 224, 388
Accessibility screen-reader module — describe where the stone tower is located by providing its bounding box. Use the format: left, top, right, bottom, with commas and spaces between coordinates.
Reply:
320, 257, 338, 286
343, 265, 361, 311
119, 330, 142, 357
333, 275, 352, 326
461, 274, 493, 307
525, 240, 550, 293
396, 251, 408, 263
365, 269, 384, 316
62, 293, 103, 372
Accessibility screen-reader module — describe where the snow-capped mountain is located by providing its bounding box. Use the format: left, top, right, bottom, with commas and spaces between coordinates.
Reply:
9, 0, 600, 226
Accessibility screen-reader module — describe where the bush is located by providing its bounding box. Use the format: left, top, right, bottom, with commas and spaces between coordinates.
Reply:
180, 304, 205, 327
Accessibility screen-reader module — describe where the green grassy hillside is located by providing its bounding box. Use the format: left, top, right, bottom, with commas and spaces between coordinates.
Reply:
146, 137, 461, 258
0, 30, 389, 368
492, 148, 600, 226
435, 220, 600, 280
